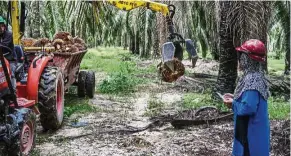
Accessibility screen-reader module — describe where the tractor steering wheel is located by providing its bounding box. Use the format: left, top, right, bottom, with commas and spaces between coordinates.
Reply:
0, 44, 13, 56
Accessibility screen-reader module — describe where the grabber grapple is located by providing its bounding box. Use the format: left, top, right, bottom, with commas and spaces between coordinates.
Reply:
0, 45, 36, 156
157, 5, 198, 82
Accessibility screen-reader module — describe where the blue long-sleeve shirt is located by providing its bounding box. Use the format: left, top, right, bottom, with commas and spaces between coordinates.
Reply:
232, 90, 270, 156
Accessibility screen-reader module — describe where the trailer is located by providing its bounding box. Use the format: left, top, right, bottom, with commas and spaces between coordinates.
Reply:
24, 49, 95, 98
18, 48, 95, 131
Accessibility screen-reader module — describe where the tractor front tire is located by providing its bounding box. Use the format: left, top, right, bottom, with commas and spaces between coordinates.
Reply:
8, 109, 36, 156
85, 71, 95, 98
38, 67, 64, 131
77, 71, 87, 97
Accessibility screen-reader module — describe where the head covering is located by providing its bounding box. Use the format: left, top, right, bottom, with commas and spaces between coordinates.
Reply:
234, 53, 269, 100
0, 16, 6, 25
0, 16, 6, 35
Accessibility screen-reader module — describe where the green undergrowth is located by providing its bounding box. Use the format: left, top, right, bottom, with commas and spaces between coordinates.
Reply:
182, 92, 229, 112
98, 70, 140, 95
80, 47, 129, 72
182, 92, 290, 120
268, 57, 285, 76
64, 94, 100, 118
268, 96, 290, 120
144, 98, 165, 117
81, 47, 157, 95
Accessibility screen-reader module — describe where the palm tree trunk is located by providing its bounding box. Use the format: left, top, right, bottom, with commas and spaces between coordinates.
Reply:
31, 1, 40, 38
285, 29, 290, 74
130, 36, 135, 54
135, 30, 140, 55
232, 2, 270, 72
123, 33, 128, 50
25, 13, 33, 38
284, 2, 290, 75
152, 14, 160, 58
261, 2, 272, 73
71, 20, 75, 37
214, 1, 238, 96
157, 13, 167, 53
24, 1, 33, 38
215, 1, 271, 97
0, 1, 7, 15
211, 42, 219, 61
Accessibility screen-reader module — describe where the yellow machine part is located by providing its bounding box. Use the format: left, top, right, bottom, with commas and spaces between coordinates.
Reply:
11, 0, 21, 45
24, 47, 56, 53
107, 0, 169, 16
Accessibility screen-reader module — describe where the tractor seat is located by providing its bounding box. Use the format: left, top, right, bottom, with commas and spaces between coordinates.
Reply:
10, 97, 35, 108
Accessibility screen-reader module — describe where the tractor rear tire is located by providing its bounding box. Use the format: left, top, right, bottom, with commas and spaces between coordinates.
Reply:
8, 109, 36, 156
38, 67, 64, 131
77, 71, 87, 98
85, 71, 95, 98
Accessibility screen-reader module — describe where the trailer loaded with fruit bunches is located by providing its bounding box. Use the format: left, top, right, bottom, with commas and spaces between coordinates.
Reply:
20, 32, 95, 131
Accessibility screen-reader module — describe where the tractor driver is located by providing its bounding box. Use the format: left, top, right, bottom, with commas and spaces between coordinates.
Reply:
0, 16, 17, 91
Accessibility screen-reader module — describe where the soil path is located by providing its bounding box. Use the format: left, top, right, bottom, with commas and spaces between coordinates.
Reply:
34, 60, 288, 156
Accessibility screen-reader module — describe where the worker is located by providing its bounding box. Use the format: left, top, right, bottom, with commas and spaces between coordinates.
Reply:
223, 39, 270, 156
0, 16, 17, 91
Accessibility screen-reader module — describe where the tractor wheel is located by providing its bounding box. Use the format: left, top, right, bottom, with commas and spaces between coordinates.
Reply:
77, 71, 87, 97
8, 109, 36, 156
38, 67, 64, 130
85, 71, 95, 98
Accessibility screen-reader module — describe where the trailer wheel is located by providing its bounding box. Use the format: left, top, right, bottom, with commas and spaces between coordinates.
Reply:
77, 71, 87, 97
38, 67, 64, 130
85, 71, 95, 98
8, 109, 36, 156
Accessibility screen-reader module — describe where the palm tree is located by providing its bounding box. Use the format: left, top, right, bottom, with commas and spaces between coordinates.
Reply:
152, 14, 160, 58
273, 1, 290, 75
156, 9, 167, 57
215, 1, 271, 95
31, 1, 41, 38
0, 1, 7, 17
214, 1, 238, 96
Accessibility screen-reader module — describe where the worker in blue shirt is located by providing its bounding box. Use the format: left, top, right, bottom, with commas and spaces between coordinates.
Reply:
223, 39, 270, 156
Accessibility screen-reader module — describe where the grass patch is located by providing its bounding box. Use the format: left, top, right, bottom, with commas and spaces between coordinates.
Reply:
80, 47, 133, 73
138, 63, 157, 75
183, 92, 290, 120
268, 57, 285, 75
182, 92, 228, 111
81, 47, 157, 75
97, 61, 142, 94
98, 71, 140, 94
82, 47, 157, 95
144, 98, 165, 117
268, 96, 290, 120
80, 50, 121, 73
64, 95, 99, 117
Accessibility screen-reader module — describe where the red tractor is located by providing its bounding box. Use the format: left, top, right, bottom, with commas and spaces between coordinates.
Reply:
0, 45, 36, 155
0, 29, 94, 156
0, 1, 95, 155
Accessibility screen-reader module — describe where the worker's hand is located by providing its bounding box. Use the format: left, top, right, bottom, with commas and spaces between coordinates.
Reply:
223, 97, 233, 109
223, 93, 234, 99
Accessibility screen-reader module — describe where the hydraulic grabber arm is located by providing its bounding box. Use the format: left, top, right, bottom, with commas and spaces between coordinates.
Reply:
106, 0, 198, 82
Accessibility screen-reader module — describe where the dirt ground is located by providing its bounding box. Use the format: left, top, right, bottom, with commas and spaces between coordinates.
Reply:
34, 59, 290, 156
